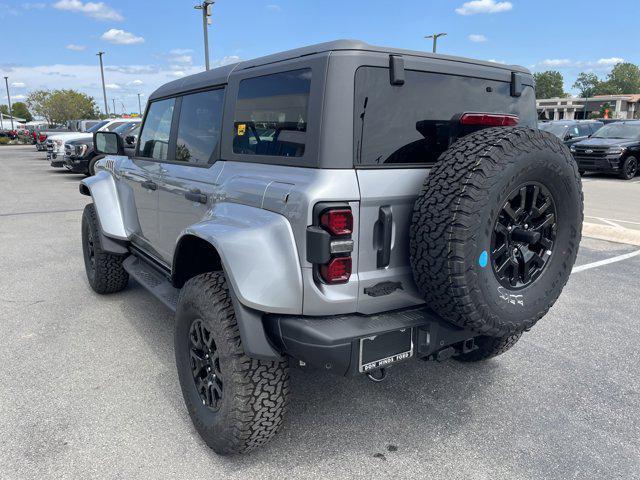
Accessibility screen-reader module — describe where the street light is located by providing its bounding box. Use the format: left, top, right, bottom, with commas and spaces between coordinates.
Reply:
3, 76, 14, 130
194, 0, 215, 70
97, 52, 109, 116
112, 98, 117, 117
424, 33, 447, 53
137, 93, 143, 116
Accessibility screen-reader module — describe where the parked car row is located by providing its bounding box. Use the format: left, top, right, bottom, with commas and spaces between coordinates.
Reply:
538, 119, 640, 180
36, 117, 141, 176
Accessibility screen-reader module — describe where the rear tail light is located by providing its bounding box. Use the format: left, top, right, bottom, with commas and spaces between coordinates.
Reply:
320, 209, 353, 236
320, 257, 352, 284
460, 113, 519, 127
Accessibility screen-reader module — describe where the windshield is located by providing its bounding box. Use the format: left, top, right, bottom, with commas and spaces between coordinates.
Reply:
591, 123, 640, 140
87, 121, 109, 133
113, 122, 138, 135
538, 123, 568, 138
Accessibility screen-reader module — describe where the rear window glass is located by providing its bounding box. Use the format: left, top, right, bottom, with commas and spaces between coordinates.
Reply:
176, 89, 224, 165
233, 69, 311, 157
354, 67, 537, 166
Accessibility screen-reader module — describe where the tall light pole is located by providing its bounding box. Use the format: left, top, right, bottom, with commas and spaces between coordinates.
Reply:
97, 52, 109, 116
4, 76, 14, 130
194, 0, 215, 70
424, 33, 447, 53
112, 98, 117, 117
137, 93, 143, 115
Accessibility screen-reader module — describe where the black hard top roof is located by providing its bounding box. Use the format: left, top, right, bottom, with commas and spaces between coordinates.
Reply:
149, 39, 531, 101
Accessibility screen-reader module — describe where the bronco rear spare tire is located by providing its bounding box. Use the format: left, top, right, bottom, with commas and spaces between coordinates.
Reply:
410, 127, 583, 337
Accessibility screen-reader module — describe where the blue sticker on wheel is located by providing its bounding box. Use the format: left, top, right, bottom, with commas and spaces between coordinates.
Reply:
479, 250, 488, 268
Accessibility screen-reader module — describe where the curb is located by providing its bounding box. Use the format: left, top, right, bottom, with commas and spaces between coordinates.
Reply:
582, 222, 640, 247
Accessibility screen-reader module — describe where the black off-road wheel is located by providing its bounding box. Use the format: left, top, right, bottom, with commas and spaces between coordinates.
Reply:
410, 127, 583, 337
81, 203, 129, 294
87, 154, 104, 177
174, 272, 289, 455
619, 156, 638, 180
456, 332, 523, 362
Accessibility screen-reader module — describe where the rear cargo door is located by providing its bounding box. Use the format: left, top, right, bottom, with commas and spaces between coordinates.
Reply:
354, 65, 537, 314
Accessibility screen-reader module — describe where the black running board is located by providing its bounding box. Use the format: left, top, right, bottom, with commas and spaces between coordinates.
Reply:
123, 256, 179, 312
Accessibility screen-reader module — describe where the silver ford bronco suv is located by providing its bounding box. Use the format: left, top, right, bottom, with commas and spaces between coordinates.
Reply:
80, 40, 583, 455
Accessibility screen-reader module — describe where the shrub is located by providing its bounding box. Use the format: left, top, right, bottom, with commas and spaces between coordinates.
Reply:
0, 137, 10, 145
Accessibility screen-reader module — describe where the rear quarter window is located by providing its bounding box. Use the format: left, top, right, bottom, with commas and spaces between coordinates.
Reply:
233, 69, 311, 158
354, 67, 537, 166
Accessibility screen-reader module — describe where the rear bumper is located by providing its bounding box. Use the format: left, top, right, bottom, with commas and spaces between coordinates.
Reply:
265, 306, 477, 376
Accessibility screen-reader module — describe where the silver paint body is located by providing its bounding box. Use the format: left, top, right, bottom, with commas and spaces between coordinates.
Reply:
80, 40, 535, 318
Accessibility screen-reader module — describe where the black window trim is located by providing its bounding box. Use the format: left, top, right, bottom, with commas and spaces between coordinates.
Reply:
134, 85, 226, 169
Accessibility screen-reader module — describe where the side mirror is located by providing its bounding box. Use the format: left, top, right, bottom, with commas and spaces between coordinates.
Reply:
125, 134, 137, 146
565, 133, 574, 140
94, 131, 124, 155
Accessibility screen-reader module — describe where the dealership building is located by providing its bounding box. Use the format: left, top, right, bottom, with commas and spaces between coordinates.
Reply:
537, 94, 640, 120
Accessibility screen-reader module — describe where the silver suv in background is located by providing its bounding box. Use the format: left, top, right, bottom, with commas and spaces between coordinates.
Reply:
79, 40, 583, 455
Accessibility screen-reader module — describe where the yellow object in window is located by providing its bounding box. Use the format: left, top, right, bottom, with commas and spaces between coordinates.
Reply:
237, 124, 246, 136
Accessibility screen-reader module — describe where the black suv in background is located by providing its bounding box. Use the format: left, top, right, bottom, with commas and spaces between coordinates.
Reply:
538, 120, 603, 147
64, 123, 139, 175
571, 120, 640, 179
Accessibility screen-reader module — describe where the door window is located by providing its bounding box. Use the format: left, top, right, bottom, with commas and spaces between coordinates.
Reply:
138, 98, 175, 160
175, 89, 224, 164
577, 124, 591, 137
233, 69, 311, 157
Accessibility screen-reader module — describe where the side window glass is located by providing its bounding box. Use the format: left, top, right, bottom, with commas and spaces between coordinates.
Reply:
106, 121, 127, 132
175, 89, 224, 164
138, 98, 175, 160
233, 69, 311, 158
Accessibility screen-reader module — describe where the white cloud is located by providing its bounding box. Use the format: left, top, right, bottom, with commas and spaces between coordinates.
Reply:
170, 71, 186, 77
105, 83, 120, 89
12, 94, 26, 100
167, 49, 194, 66
131, 79, 144, 85
53, 0, 123, 21
539, 59, 572, 67
101, 29, 144, 45
266, 4, 281, 11
455, 0, 512, 15
468, 34, 487, 42
487, 59, 507, 64
66, 44, 86, 51
11, 82, 26, 88
597, 57, 624, 65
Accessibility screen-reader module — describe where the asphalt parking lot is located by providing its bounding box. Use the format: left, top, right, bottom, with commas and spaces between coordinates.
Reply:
1, 145, 639, 479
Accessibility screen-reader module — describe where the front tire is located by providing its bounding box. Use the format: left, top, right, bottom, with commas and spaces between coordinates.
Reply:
619, 156, 638, 180
81, 204, 129, 294
174, 272, 289, 455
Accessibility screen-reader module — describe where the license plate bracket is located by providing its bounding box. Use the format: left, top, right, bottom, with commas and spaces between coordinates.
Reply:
359, 328, 413, 373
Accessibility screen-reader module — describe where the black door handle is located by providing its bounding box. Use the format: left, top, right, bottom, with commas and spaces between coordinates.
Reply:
141, 180, 157, 191
376, 206, 393, 268
185, 189, 208, 204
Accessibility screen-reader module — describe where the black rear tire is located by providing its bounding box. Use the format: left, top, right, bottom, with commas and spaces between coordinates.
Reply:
174, 272, 289, 455
410, 127, 583, 337
456, 332, 522, 362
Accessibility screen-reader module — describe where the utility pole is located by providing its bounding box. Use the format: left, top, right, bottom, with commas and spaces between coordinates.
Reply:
194, 0, 215, 70
97, 52, 109, 116
112, 98, 117, 117
4, 76, 14, 130
137, 93, 142, 115
424, 33, 447, 53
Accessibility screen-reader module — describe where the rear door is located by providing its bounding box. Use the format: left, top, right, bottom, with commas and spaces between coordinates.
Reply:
155, 88, 225, 263
354, 66, 537, 314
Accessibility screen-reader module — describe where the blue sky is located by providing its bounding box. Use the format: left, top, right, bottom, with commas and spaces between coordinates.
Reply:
1, 0, 639, 113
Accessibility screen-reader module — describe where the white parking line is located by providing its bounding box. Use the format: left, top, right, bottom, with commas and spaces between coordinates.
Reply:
572, 249, 640, 273
585, 216, 640, 227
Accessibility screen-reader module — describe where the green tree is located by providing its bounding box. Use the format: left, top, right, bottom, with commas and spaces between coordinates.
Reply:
604, 63, 640, 94
10, 102, 33, 122
27, 89, 99, 125
0, 105, 8, 115
533, 71, 565, 99
573, 72, 600, 98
